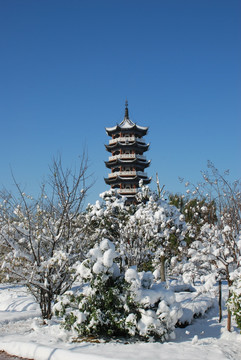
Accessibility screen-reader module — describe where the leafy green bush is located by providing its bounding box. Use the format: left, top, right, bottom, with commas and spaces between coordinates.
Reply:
54, 239, 182, 341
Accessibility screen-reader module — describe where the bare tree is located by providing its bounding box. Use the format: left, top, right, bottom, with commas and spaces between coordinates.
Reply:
0, 153, 92, 319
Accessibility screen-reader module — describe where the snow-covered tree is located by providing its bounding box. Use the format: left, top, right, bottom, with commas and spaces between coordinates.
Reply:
83, 189, 129, 247
82, 184, 187, 280
0, 155, 91, 319
121, 185, 187, 280
54, 239, 182, 341
82, 189, 131, 270
182, 224, 241, 283
179, 163, 241, 330
169, 194, 217, 245
182, 162, 240, 233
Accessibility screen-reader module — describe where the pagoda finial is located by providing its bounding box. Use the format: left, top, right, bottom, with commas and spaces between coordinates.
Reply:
124, 100, 129, 119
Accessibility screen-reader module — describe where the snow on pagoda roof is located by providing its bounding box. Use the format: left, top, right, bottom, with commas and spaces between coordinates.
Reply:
105, 125, 119, 132
105, 101, 148, 134
120, 117, 148, 130
105, 120, 148, 132
105, 140, 150, 151
119, 117, 135, 128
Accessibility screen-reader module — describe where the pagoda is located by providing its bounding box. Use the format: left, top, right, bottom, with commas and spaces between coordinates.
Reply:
104, 101, 151, 203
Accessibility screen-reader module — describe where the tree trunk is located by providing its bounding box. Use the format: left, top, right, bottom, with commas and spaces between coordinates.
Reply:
227, 279, 232, 332
227, 308, 231, 332
160, 256, 166, 282
218, 279, 222, 323
40, 289, 53, 320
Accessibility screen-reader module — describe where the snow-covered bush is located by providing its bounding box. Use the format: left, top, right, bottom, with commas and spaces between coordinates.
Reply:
83, 189, 130, 267
54, 239, 130, 337
122, 185, 187, 279
227, 271, 241, 330
54, 240, 182, 341
83, 185, 187, 279
169, 194, 217, 245
181, 224, 241, 286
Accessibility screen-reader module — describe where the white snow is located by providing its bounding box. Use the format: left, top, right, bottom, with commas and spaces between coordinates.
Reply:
102, 248, 118, 267
0, 283, 241, 360
93, 260, 105, 274
77, 260, 92, 278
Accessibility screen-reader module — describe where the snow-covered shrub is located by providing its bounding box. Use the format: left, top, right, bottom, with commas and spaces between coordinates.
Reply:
54, 240, 182, 341
122, 185, 187, 279
227, 271, 241, 330
54, 239, 134, 337
180, 224, 241, 287
83, 189, 130, 268
169, 194, 217, 245
81, 185, 187, 279
125, 267, 182, 340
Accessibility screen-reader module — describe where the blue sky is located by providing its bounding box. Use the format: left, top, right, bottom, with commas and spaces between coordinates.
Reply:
0, 0, 240, 205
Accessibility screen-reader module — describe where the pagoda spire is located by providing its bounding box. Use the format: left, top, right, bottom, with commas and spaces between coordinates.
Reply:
124, 100, 129, 119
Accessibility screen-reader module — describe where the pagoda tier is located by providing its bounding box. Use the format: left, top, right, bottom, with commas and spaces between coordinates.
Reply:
105, 140, 149, 152
107, 153, 148, 161
104, 101, 151, 203
105, 174, 151, 186
105, 158, 151, 169
106, 121, 148, 137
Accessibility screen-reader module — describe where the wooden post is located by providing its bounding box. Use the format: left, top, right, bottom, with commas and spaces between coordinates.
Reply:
160, 256, 166, 282
218, 279, 222, 323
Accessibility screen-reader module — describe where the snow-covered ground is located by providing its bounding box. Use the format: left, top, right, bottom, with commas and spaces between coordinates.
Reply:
0, 283, 240, 360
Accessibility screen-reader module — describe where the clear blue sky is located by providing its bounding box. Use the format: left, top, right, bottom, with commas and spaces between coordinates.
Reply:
0, 0, 240, 205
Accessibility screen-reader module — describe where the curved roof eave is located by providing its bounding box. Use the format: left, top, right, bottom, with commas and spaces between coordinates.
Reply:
106, 123, 148, 134
105, 159, 151, 168
105, 141, 150, 150
105, 174, 151, 182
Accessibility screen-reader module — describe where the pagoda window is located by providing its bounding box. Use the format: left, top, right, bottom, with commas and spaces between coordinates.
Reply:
113, 167, 120, 173
126, 184, 134, 189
